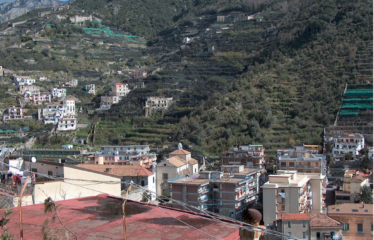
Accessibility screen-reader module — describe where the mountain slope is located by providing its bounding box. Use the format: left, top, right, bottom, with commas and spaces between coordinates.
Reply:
0, 0, 66, 23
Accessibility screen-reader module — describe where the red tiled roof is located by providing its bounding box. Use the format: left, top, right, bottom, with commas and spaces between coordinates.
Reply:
1, 194, 240, 239
75, 164, 154, 177
169, 149, 191, 155
310, 213, 341, 228
282, 213, 310, 221
167, 156, 187, 167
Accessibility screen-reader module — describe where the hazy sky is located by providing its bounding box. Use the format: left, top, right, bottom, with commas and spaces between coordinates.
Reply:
0, 0, 14, 3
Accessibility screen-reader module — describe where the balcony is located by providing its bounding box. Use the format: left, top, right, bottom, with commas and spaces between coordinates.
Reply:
342, 230, 349, 234
357, 231, 365, 235
198, 187, 209, 194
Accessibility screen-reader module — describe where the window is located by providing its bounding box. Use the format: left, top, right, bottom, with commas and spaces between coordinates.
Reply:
303, 232, 306, 239
303, 221, 306, 227
281, 205, 285, 211
163, 173, 168, 180
288, 232, 292, 237
288, 222, 291, 228
48, 171, 53, 176
357, 223, 363, 232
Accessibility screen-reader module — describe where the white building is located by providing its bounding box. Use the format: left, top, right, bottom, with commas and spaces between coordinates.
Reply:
85, 84, 95, 95
100, 145, 150, 155
51, 88, 67, 98
331, 133, 365, 159
57, 117, 77, 131
63, 98, 75, 116
144, 97, 173, 117
262, 170, 325, 227
13, 76, 35, 85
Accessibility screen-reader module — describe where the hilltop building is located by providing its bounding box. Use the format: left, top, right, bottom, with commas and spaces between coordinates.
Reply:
144, 97, 173, 117
19, 85, 40, 96
51, 88, 67, 98
221, 144, 265, 168
84, 84, 95, 95
57, 116, 76, 131
112, 83, 130, 99
2, 106, 23, 121
31, 93, 51, 105
69, 15, 92, 24
325, 132, 365, 160
13, 76, 35, 85
262, 170, 325, 227
134, 70, 147, 79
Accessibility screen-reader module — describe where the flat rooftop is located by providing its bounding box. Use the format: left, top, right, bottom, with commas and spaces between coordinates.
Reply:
170, 178, 210, 185
2, 194, 240, 239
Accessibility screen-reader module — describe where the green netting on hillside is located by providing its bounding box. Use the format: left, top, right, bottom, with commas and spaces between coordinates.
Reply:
344, 89, 373, 97
343, 97, 373, 103
341, 103, 373, 109
339, 110, 359, 116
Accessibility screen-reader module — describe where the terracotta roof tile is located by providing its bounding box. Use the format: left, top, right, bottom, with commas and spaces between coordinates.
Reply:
169, 149, 191, 155
328, 203, 373, 215
282, 213, 310, 221
76, 164, 153, 177
310, 213, 341, 228
351, 175, 367, 183
188, 158, 198, 165
167, 156, 187, 167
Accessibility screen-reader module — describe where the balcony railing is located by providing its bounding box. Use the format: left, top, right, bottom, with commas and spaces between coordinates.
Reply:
357, 231, 364, 235
342, 230, 349, 234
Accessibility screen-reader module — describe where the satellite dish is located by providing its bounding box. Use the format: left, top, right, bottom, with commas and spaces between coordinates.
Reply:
31, 157, 36, 163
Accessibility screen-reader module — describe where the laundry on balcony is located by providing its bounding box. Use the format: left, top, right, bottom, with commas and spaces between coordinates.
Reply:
278, 192, 286, 198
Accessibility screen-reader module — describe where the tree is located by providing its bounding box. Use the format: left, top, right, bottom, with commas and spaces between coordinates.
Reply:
325, 142, 332, 153
360, 186, 373, 204
288, 137, 295, 147
344, 153, 353, 161
141, 191, 151, 202
0, 208, 13, 240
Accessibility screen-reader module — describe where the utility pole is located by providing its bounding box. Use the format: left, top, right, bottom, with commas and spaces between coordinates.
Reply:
18, 176, 30, 240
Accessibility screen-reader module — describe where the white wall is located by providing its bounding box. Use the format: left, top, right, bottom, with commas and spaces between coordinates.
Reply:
263, 188, 277, 226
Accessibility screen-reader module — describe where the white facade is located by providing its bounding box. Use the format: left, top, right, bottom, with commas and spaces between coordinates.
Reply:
57, 117, 77, 131
63, 98, 75, 116
332, 133, 365, 158
262, 171, 324, 227
101, 145, 150, 155
14, 76, 35, 85
51, 88, 67, 98
155, 160, 189, 196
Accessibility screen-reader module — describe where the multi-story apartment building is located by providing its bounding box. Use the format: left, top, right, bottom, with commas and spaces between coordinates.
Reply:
262, 170, 325, 226
63, 79, 78, 87
144, 97, 173, 117
51, 88, 67, 98
100, 145, 150, 155
328, 203, 373, 240
32, 93, 51, 105
335, 170, 370, 204
277, 145, 326, 175
112, 83, 130, 99
57, 117, 77, 131
63, 98, 75, 116
2, 106, 23, 121
155, 148, 198, 196
38, 103, 65, 124
221, 145, 265, 168
168, 165, 262, 219
325, 133, 365, 159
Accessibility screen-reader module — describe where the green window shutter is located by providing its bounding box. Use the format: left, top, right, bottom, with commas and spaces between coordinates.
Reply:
347, 223, 349, 230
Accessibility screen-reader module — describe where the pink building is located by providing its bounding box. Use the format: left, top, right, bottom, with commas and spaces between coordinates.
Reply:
3, 106, 23, 121
112, 83, 130, 98
32, 93, 51, 105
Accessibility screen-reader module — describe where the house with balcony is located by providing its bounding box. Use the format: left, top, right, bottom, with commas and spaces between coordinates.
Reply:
38, 103, 66, 124
262, 170, 325, 227
51, 88, 67, 98
56, 116, 76, 131
221, 144, 265, 168
63, 98, 75, 116
277, 145, 326, 175
2, 106, 23, 121
32, 93, 51, 105
335, 170, 370, 204
168, 165, 262, 220
112, 83, 130, 99
101, 145, 150, 155
327, 133, 365, 160
98, 96, 119, 110
62, 79, 78, 87
91, 152, 156, 167
328, 203, 373, 240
